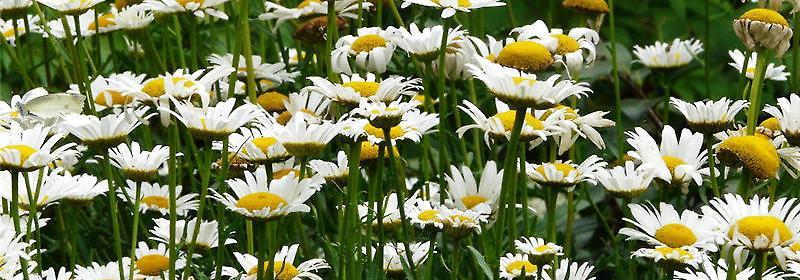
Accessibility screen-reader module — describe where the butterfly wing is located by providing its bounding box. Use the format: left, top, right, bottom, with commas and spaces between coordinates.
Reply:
23, 94, 86, 119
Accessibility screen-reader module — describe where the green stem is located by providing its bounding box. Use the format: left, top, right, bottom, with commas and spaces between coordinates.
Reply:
342, 142, 362, 279
128, 181, 143, 280
172, 15, 187, 69
325, 0, 338, 80
437, 20, 451, 189
608, 0, 624, 162
746, 51, 771, 135
382, 127, 418, 275
239, 0, 257, 102
705, 135, 720, 197
564, 190, 574, 256
167, 124, 179, 280
704, 0, 711, 97
181, 138, 214, 279
494, 108, 527, 252
103, 153, 125, 280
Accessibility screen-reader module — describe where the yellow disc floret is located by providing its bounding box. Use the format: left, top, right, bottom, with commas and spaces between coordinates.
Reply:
495, 41, 554, 73
506, 260, 537, 275
0, 145, 36, 165
740, 8, 789, 26
94, 90, 133, 106
494, 110, 545, 131
87, 13, 116, 30
136, 254, 170, 276
343, 81, 381, 97
257, 91, 288, 112
461, 195, 488, 210
561, 0, 609, 14
760, 117, 781, 131
536, 163, 577, 177
248, 261, 300, 280
655, 223, 697, 248
236, 192, 288, 212
551, 34, 580, 55
296, 0, 320, 8
661, 156, 686, 176
730, 216, 792, 244
363, 123, 404, 139
141, 196, 169, 209
716, 135, 780, 180
350, 34, 387, 53
417, 209, 441, 222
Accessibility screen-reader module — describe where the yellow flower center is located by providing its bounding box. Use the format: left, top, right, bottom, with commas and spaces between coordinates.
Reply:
2, 27, 24, 39
87, 13, 115, 30
141, 196, 169, 209
343, 81, 381, 97
248, 261, 300, 280
540, 105, 578, 120
653, 247, 692, 258
461, 195, 488, 210
534, 245, 553, 253
661, 156, 686, 176
493, 110, 544, 131
561, 0, 609, 14
506, 260, 537, 274
740, 8, 789, 26
251, 137, 278, 153
350, 34, 387, 53
446, 214, 475, 224
236, 192, 288, 212
359, 142, 399, 161
511, 76, 537, 85
790, 242, 800, 252
654, 223, 697, 248
94, 90, 132, 106
257, 91, 288, 112
141, 77, 196, 98
495, 41, 554, 72
296, 0, 320, 8
551, 34, 580, 55
730, 216, 792, 244
716, 135, 780, 180
761, 117, 781, 131
273, 168, 300, 179
535, 163, 576, 176
176, 0, 203, 6
136, 254, 170, 276
0, 145, 37, 165
417, 209, 441, 222
363, 123, 404, 139
431, 0, 471, 7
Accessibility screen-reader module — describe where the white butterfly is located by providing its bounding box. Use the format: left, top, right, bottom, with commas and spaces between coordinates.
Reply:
16, 91, 85, 119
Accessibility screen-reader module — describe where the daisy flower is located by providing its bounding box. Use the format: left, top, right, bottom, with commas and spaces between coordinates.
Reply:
0, 0, 32, 16
633, 38, 703, 69
133, 242, 185, 278
113, 4, 154, 31
305, 73, 421, 106
540, 259, 596, 280
332, 27, 397, 74
715, 133, 780, 180
512, 20, 600, 76
110, 66, 234, 109
526, 155, 606, 189
352, 98, 420, 129
671, 97, 749, 134
631, 246, 706, 270
406, 198, 445, 231
492, 40, 556, 73
73, 258, 132, 280
367, 241, 430, 277
358, 193, 403, 230
445, 161, 503, 214
142, 0, 229, 19
225, 244, 329, 280
258, 0, 369, 31
734, 8, 793, 57
207, 53, 298, 88
170, 98, 262, 139
354, 110, 439, 144
764, 94, 800, 146
0, 123, 74, 172
674, 259, 790, 280
457, 100, 569, 144
626, 126, 707, 189
37, 0, 103, 14
108, 142, 170, 182
595, 161, 655, 198
67, 74, 135, 112
60, 107, 151, 149
620, 202, 714, 250
1, 15, 40, 46
702, 194, 800, 251
120, 181, 198, 216
308, 151, 349, 186
400, 0, 504, 18
150, 217, 236, 250
224, 126, 290, 165
0, 169, 79, 211
514, 237, 563, 265
729, 49, 789, 81
438, 206, 488, 238
499, 253, 539, 279
394, 23, 466, 62
467, 57, 591, 108
278, 91, 330, 124
213, 166, 323, 221
561, 0, 608, 14
58, 172, 108, 202
272, 115, 341, 158
546, 105, 614, 155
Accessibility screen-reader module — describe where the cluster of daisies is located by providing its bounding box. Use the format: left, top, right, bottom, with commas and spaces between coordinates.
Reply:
5, 0, 800, 278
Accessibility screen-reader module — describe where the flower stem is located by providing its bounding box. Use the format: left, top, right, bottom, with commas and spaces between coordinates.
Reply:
437, 20, 451, 189
325, 0, 338, 80
167, 123, 179, 280
608, 0, 624, 162
182, 138, 215, 279
172, 15, 187, 69
383, 127, 418, 275
705, 135, 720, 197
103, 153, 125, 280
494, 108, 527, 251
239, 0, 257, 103
128, 181, 143, 280
341, 141, 362, 279
745, 50, 771, 135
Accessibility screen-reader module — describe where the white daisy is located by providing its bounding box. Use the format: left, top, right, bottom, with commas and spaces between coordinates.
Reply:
728, 49, 789, 81
619, 202, 715, 250
633, 38, 703, 69
73, 258, 132, 280
499, 253, 539, 279
671, 97, 749, 134
223, 125, 290, 164
366, 241, 430, 276
514, 236, 563, 265
149, 217, 236, 250
272, 115, 341, 158
631, 246, 706, 269
37, 0, 103, 14
674, 259, 789, 280
0, 168, 78, 210
358, 192, 402, 230
394, 23, 466, 62
526, 155, 606, 189
595, 161, 656, 198
305, 73, 420, 106
133, 242, 185, 278
224, 244, 329, 280
170, 97, 262, 139
113, 4, 154, 31
108, 142, 171, 182
0, 15, 40, 46
541, 259, 596, 280
207, 53, 298, 88
400, 0, 505, 18
308, 151, 349, 186
457, 100, 568, 145
141, 0, 230, 19
512, 20, 600, 76
445, 161, 502, 213
279, 91, 330, 124
405, 197, 445, 231
701, 194, 800, 251
0, 122, 74, 172
258, 0, 370, 29
626, 125, 707, 189
58, 171, 108, 202
213, 166, 323, 220
60, 107, 151, 149
332, 27, 397, 74
764, 94, 800, 146
546, 105, 614, 155
734, 8, 793, 57
119, 181, 198, 216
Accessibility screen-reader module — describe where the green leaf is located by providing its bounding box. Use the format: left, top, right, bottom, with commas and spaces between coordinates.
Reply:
468, 245, 494, 280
